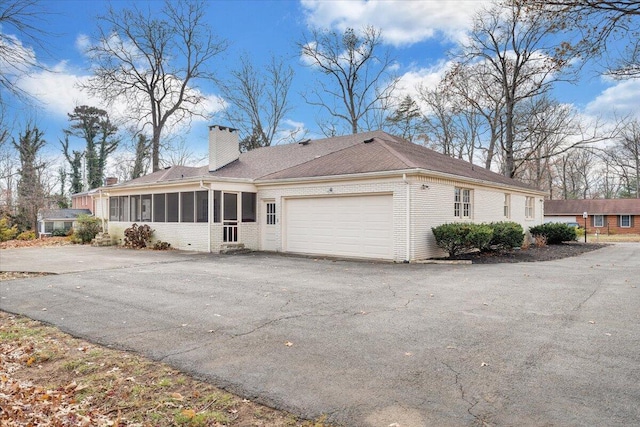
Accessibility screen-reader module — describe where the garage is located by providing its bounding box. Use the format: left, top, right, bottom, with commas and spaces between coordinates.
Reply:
284, 194, 393, 259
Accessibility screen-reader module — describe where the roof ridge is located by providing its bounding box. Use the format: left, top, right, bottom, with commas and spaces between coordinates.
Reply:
254, 136, 366, 179
375, 135, 419, 168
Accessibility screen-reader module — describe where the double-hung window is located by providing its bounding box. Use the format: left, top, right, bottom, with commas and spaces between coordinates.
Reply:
504, 194, 510, 218
454, 188, 472, 218
525, 197, 535, 219
594, 215, 604, 227
620, 215, 631, 228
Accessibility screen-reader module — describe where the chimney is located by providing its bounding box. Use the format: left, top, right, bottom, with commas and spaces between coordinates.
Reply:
209, 125, 240, 171
105, 177, 118, 186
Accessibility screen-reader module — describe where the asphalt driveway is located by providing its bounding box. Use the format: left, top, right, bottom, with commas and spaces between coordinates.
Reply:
1, 244, 639, 426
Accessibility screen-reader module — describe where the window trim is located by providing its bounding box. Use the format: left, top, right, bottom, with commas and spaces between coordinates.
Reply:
503, 194, 510, 218
525, 197, 535, 219
454, 187, 472, 219
593, 214, 604, 228
620, 214, 631, 228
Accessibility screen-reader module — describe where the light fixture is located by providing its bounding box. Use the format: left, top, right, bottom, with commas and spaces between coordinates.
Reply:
421, 184, 429, 189
328, 187, 333, 193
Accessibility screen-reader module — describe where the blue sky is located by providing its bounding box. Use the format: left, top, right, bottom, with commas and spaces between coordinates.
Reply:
3, 0, 639, 168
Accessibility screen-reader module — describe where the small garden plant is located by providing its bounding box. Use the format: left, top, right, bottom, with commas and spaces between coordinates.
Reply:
73, 214, 102, 243
432, 221, 525, 257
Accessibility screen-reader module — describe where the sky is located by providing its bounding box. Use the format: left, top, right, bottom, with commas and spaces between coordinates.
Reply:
2, 0, 639, 169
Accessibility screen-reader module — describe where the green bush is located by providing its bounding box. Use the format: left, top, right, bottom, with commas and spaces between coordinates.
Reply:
74, 214, 102, 244
487, 221, 524, 251
432, 222, 493, 257
16, 230, 36, 240
529, 223, 577, 244
51, 228, 69, 237
0, 217, 18, 242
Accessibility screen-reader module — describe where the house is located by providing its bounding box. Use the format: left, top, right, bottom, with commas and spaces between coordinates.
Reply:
37, 208, 92, 237
71, 178, 116, 216
545, 199, 640, 235
99, 126, 545, 261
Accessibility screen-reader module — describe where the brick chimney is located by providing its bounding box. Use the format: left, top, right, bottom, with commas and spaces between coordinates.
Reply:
105, 177, 118, 186
209, 125, 240, 171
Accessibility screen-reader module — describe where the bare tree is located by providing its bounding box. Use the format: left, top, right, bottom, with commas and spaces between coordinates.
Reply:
607, 119, 640, 197
458, 0, 577, 178
0, 0, 51, 102
385, 95, 426, 143
526, 0, 640, 79
82, 0, 227, 172
299, 26, 399, 135
220, 55, 294, 151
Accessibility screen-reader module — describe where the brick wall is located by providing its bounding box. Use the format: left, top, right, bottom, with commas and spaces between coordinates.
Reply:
578, 214, 639, 235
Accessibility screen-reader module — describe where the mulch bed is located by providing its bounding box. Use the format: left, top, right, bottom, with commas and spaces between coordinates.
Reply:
442, 242, 609, 264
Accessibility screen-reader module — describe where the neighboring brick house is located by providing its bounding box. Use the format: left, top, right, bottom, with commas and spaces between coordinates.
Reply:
545, 199, 640, 235
97, 125, 545, 261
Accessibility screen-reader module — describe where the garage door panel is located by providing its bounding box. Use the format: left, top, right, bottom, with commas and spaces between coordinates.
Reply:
284, 195, 393, 259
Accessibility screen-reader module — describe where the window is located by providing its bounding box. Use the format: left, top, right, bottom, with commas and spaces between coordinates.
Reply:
223, 192, 238, 221
241, 192, 256, 222
594, 215, 604, 227
141, 195, 152, 221
454, 188, 472, 218
525, 197, 535, 219
213, 191, 221, 223
130, 195, 141, 222
153, 194, 166, 222
181, 192, 195, 222
45, 222, 53, 233
109, 197, 119, 221
196, 191, 208, 223
167, 193, 179, 222
504, 194, 510, 218
620, 215, 631, 228
64, 222, 73, 231
266, 202, 276, 225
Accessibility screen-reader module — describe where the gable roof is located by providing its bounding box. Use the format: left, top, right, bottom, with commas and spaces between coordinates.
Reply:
545, 199, 640, 215
40, 209, 92, 220
113, 130, 537, 192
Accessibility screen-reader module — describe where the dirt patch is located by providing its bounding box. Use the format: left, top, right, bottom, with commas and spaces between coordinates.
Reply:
0, 311, 332, 426
443, 242, 608, 264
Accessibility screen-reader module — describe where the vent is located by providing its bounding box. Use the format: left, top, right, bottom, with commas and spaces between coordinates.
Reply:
363, 138, 374, 143
298, 139, 311, 145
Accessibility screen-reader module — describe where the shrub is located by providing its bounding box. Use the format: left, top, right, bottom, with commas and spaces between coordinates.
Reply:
16, 230, 36, 240
529, 223, 577, 244
153, 240, 171, 250
0, 217, 18, 242
487, 221, 524, 251
74, 214, 102, 244
124, 223, 154, 249
51, 228, 69, 237
432, 223, 493, 257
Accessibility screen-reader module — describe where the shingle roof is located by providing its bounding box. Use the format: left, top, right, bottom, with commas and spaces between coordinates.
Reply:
113, 130, 537, 191
545, 199, 640, 215
40, 209, 92, 220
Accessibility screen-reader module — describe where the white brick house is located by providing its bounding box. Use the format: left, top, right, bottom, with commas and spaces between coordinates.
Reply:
99, 125, 545, 261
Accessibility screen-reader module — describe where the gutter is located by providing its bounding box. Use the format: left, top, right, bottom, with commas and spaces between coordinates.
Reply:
403, 173, 411, 263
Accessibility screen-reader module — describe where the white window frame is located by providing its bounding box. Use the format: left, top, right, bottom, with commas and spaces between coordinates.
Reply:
504, 194, 510, 218
454, 188, 472, 219
525, 197, 535, 219
620, 215, 631, 228
593, 215, 604, 227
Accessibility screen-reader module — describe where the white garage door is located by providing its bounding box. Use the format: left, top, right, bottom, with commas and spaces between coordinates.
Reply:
284, 194, 393, 259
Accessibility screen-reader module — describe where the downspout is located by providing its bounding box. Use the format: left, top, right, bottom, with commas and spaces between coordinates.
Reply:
99, 190, 106, 233
403, 173, 411, 263
199, 180, 212, 253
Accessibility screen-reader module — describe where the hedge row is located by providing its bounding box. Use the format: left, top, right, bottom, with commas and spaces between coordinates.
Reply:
432, 221, 577, 257
431, 221, 524, 257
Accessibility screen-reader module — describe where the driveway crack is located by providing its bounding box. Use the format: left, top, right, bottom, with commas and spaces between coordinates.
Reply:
441, 361, 490, 426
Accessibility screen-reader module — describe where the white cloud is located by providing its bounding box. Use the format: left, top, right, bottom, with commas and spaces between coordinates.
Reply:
585, 79, 640, 121
301, 0, 489, 46
392, 60, 453, 111
75, 34, 90, 52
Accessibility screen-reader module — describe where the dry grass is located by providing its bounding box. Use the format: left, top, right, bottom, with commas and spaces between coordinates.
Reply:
0, 309, 333, 426
586, 233, 640, 243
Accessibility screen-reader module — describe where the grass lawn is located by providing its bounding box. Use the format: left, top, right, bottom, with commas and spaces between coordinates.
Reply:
585, 233, 640, 243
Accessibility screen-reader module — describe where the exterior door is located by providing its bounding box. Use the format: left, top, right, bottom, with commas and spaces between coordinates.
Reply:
262, 200, 277, 251
223, 192, 238, 242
